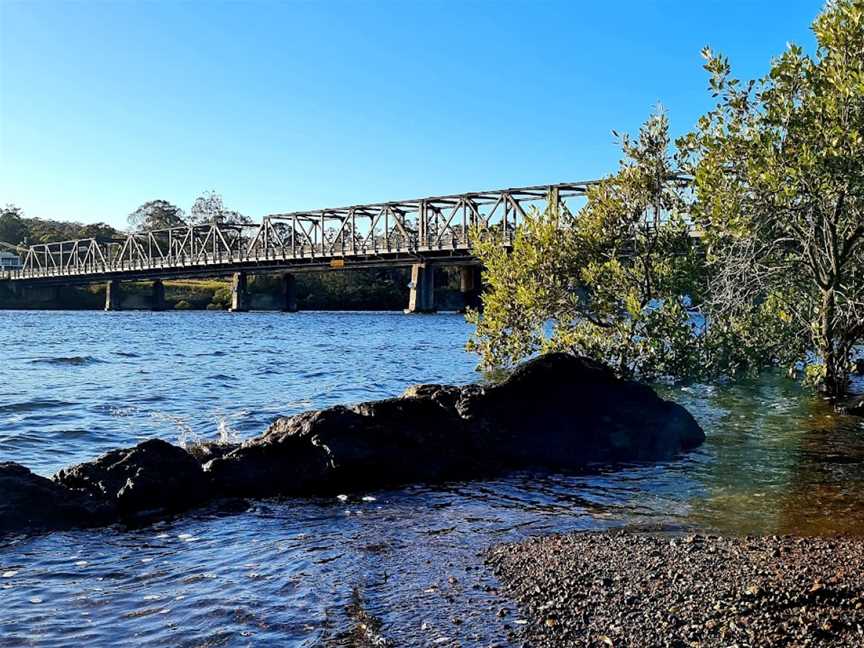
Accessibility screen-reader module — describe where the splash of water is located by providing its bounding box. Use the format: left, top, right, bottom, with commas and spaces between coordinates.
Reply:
216, 416, 239, 445
150, 412, 201, 449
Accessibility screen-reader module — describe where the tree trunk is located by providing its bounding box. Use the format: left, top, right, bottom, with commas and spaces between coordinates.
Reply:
819, 288, 848, 398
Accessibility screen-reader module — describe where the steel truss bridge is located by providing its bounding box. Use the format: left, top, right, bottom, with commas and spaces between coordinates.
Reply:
4, 181, 594, 285
1, 181, 603, 312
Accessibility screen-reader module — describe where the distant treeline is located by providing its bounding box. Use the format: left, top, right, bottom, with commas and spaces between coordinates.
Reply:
0, 190, 255, 248
0, 205, 120, 246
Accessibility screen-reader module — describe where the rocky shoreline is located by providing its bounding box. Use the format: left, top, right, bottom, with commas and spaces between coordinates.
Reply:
486, 531, 864, 647
2, 353, 704, 535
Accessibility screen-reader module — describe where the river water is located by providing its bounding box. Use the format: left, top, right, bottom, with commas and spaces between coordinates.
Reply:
1, 310, 863, 647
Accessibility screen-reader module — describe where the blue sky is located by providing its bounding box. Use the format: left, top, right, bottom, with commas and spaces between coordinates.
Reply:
1, 1, 821, 229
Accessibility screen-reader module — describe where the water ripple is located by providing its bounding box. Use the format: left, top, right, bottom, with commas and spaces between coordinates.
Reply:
1, 311, 862, 646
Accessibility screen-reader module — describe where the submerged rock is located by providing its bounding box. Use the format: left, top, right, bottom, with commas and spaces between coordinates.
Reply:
0, 463, 111, 534
6, 353, 705, 534
54, 438, 209, 516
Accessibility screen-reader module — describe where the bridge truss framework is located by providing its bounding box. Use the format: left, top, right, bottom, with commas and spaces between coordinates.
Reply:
4, 181, 595, 285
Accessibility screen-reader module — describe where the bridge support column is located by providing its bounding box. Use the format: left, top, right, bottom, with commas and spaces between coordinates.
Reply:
281, 273, 298, 313
459, 265, 482, 312
104, 280, 121, 311
229, 272, 249, 312
151, 280, 166, 312
406, 263, 435, 314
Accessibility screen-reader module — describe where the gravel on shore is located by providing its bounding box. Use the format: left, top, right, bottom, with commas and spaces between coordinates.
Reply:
485, 531, 864, 647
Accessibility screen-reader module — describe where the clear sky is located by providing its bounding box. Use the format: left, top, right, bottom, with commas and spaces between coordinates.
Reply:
0, 0, 821, 230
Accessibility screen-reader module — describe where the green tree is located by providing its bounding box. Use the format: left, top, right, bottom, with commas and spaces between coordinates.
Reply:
189, 191, 252, 226
0, 205, 28, 245
79, 222, 121, 241
680, 0, 864, 397
468, 110, 701, 379
128, 199, 187, 232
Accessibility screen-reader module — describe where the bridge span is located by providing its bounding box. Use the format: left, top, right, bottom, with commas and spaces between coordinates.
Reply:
1, 181, 594, 312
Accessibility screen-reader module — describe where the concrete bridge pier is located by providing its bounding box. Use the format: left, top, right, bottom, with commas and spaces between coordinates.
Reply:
406, 263, 435, 314
281, 273, 298, 313
152, 280, 166, 312
104, 280, 121, 311
460, 265, 483, 312
230, 272, 249, 312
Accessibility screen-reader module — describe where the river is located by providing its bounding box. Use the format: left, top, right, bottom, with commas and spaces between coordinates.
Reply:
1, 310, 863, 647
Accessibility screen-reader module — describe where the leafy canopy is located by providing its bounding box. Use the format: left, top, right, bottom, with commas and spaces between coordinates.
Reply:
470, 0, 864, 397
679, 0, 864, 395
468, 110, 701, 379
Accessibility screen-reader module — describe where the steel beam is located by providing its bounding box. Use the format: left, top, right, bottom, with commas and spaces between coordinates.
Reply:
11, 179, 685, 286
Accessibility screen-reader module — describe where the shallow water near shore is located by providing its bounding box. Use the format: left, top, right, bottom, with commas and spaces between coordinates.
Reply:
1, 310, 863, 646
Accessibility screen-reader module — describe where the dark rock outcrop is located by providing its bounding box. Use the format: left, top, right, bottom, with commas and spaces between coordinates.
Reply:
840, 395, 864, 417
186, 440, 239, 464
458, 354, 705, 467
206, 388, 477, 497
5, 354, 705, 535
0, 463, 111, 534
205, 353, 704, 497
54, 438, 209, 516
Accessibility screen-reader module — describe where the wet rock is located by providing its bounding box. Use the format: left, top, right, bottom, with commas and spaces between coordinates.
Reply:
0, 462, 111, 534
185, 440, 239, 464
203, 414, 333, 498
840, 395, 864, 417
207, 390, 474, 497
458, 354, 705, 467
54, 439, 209, 516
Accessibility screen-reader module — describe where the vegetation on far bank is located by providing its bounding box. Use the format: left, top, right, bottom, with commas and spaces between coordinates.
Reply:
0, 268, 465, 312
469, 0, 864, 399
0, 190, 251, 248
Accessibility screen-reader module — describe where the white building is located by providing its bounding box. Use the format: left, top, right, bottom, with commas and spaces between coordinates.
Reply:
0, 250, 22, 271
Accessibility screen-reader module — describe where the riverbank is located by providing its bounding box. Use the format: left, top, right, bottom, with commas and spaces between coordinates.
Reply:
486, 531, 864, 646
0, 267, 468, 311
